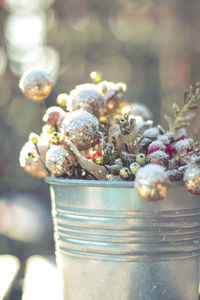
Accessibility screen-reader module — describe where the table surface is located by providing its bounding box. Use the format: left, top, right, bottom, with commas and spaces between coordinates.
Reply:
0, 255, 20, 300
22, 255, 62, 300
1, 254, 198, 300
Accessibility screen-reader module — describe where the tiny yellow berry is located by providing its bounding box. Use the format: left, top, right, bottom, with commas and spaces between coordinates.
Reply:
115, 83, 127, 94
95, 156, 104, 165
31, 137, 38, 145
81, 170, 86, 176
136, 153, 146, 165
130, 162, 140, 175
101, 85, 108, 94
99, 116, 108, 124
57, 93, 68, 107
47, 127, 56, 134
106, 174, 112, 180
49, 132, 60, 144
119, 167, 131, 179
90, 71, 102, 83
27, 152, 36, 160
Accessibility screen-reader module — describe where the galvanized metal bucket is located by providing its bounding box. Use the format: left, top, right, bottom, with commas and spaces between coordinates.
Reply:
45, 178, 200, 300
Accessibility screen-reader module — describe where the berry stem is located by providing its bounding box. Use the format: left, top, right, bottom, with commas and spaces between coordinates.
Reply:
35, 144, 51, 176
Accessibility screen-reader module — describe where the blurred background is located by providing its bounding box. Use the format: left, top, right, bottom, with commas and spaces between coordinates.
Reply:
1, 0, 200, 298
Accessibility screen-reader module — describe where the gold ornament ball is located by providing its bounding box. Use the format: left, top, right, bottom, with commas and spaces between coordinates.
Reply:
62, 110, 100, 151
137, 182, 168, 202
68, 85, 105, 118
19, 140, 49, 178
45, 145, 76, 177
19, 69, 52, 101
43, 106, 66, 128
135, 164, 170, 201
184, 164, 200, 195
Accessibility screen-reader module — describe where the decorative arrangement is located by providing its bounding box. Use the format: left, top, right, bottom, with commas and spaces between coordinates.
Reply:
19, 69, 200, 201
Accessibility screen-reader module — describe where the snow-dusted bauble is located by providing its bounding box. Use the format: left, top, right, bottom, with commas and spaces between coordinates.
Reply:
62, 110, 100, 151
45, 145, 76, 177
184, 164, 200, 195
167, 166, 186, 181
173, 138, 194, 153
147, 150, 169, 167
68, 84, 105, 118
135, 164, 170, 201
43, 106, 66, 128
143, 127, 159, 139
99, 81, 125, 115
19, 139, 48, 178
148, 140, 167, 154
19, 70, 52, 101
129, 103, 152, 120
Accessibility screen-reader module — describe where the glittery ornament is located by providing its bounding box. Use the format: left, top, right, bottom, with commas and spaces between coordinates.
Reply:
173, 138, 194, 153
19, 140, 49, 178
147, 151, 169, 167
98, 81, 122, 115
135, 164, 170, 201
143, 127, 159, 139
46, 145, 76, 177
148, 140, 167, 154
167, 167, 185, 181
104, 97, 120, 115
62, 110, 100, 151
139, 137, 152, 152
43, 106, 66, 128
68, 84, 105, 118
184, 164, 200, 195
19, 70, 52, 101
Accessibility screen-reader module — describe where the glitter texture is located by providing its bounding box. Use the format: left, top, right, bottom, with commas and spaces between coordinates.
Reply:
46, 145, 76, 177
68, 84, 105, 118
19, 69, 52, 101
61, 110, 100, 150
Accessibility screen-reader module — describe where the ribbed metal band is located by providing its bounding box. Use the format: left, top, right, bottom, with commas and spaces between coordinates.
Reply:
54, 204, 200, 261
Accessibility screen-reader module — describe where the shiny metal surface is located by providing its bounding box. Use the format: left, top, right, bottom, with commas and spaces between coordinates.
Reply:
46, 177, 200, 300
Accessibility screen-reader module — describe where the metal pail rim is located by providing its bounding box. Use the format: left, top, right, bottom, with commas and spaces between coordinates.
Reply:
45, 177, 183, 189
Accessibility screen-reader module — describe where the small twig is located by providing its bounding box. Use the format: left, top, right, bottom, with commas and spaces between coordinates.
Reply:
40, 100, 47, 115
106, 91, 118, 103
35, 144, 51, 176
77, 164, 98, 180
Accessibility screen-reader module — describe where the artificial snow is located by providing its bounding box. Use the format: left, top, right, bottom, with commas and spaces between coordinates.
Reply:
173, 138, 194, 152
143, 127, 159, 139
135, 164, 168, 186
